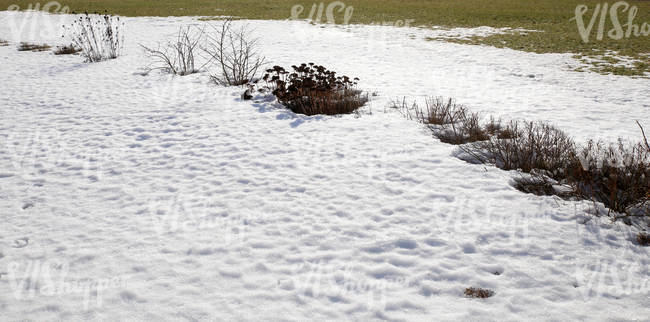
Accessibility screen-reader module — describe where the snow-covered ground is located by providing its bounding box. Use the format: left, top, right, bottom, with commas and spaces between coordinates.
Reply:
1, 11, 650, 321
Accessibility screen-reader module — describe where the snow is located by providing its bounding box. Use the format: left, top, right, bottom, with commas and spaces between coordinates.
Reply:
419, 26, 541, 40
1, 11, 650, 321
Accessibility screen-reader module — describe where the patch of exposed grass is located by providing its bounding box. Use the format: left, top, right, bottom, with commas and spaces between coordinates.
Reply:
2, 0, 649, 76
570, 51, 650, 76
0, 38, 8, 46
597, 64, 648, 77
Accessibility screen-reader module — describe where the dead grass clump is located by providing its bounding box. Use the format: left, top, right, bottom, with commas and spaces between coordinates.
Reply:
637, 232, 650, 246
417, 96, 466, 126
17, 42, 51, 52
54, 44, 83, 55
464, 287, 494, 298
0, 39, 8, 46
484, 116, 503, 136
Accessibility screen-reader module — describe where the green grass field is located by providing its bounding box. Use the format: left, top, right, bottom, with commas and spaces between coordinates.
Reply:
2, 0, 649, 76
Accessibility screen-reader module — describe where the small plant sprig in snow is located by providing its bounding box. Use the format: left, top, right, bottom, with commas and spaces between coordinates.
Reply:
63, 11, 124, 62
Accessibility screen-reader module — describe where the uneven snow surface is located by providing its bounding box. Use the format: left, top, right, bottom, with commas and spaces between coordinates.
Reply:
1, 12, 650, 321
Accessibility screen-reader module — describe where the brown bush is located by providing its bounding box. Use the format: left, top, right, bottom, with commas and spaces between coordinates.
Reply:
462, 120, 576, 180
568, 139, 650, 218
391, 96, 650, 223
263, 64, 368, 116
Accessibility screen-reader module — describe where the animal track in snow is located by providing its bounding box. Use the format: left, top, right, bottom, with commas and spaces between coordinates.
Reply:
13, 237, 29, 248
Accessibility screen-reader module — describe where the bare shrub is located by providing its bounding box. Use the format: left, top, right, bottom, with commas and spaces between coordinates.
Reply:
568, 139, 650, 218
389, 96, 490, 144
141, 25, 208, 76
410, 96, 489, 145
462, 120, 576, 179
17, 42, 51, 52
391, 95, 649, 223
203, 17, 267, 86
465, 120, 649, 220
63, 12, 124, 62
416, 96, 466, 125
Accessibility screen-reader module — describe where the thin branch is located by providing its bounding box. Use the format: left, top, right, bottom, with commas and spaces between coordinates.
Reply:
637, 120, 650, 151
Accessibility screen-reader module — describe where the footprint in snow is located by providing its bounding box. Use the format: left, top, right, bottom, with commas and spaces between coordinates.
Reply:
13, 237, 29, 248
22, 202, 34, 210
